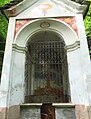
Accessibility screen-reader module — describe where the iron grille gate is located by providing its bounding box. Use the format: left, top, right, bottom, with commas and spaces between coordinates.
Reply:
25, 38, 69, 103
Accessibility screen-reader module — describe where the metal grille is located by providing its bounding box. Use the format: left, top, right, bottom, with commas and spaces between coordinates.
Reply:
25, 32, 69, 103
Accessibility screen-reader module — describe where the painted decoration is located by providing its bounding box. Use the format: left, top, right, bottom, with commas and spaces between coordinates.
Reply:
30, 3, 54, 16
15, 17, 78, 37
15, 19, 31, 36
38, 4, 52, 10
58, 18, 78, 35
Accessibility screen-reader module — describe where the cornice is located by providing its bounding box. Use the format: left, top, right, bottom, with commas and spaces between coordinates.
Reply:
51, 0, 88, 15
3, 0, 38, 17
0, 0, 89, 17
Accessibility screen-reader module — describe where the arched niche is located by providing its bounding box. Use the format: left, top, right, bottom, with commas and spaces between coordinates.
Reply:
10, 18, 86, 106
25, 30, 69, 103
13, 18, 79, 48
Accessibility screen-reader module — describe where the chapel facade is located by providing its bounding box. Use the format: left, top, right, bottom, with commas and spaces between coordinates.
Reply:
0, 0, 91, 119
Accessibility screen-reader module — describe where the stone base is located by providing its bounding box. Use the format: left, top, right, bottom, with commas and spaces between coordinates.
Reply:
88, 106, 91, 119
0, 107, 7, 119
55, 107, 76, 119
20, 104, 41, 119
0, 106, 20, 119
0, 105, 91, 119
7, 105, 20, 119
75, 105, 91, 119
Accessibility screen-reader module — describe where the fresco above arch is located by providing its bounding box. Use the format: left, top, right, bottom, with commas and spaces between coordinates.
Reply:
15, 17, 78, 38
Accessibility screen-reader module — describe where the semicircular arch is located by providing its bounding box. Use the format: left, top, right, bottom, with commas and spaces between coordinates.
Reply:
14, 18, 79, 50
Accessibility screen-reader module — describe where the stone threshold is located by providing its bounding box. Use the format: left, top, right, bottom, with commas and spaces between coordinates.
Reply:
20, 103, 75, 108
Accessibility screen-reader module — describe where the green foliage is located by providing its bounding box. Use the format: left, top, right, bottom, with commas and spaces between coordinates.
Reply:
84, 0, 91, 58
0, 12, 8, 40
0, 0, 12, 40
84, 0, 91, 37
0, 0, 12, 7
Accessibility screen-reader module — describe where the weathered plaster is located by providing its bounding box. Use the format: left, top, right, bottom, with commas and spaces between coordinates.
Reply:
67, 49, 89, 104
0, 18, 15, 108
76, 14, 91, 104
9, 51, 25, 106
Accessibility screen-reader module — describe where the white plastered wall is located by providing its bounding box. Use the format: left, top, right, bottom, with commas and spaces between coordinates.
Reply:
76, 14, 91, 104
0, 18, 15, 107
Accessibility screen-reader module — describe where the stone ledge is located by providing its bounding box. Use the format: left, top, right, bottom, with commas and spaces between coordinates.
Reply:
52, 103, 75, 108
20, 103, 75, 108
75, 105, 91, 119
7, 105, 20, 119
20, 103, 42, 107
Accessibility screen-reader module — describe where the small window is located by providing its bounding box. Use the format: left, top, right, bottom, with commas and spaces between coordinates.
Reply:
25, 31, 70, 103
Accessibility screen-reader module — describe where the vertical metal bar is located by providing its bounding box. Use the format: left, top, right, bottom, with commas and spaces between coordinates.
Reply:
31, 43, 34, 95
46, 42, 49, 87
51, 42, 53, 91
42, 43, 46, 91
28, 46, 31, 96
60, 42, 64, 102
25, 51, 28, 98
